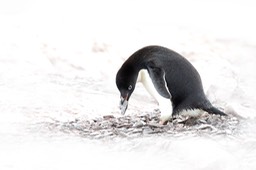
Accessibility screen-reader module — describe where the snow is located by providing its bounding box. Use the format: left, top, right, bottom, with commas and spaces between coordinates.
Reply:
1, 0, 256, 170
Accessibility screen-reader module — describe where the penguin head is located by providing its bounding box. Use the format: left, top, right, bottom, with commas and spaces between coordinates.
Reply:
116, 66, 137, 115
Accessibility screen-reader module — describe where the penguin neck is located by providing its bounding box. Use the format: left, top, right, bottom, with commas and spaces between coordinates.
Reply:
137, 69, 158, 102
136, 69, 144, 82
135, 65, 147, 83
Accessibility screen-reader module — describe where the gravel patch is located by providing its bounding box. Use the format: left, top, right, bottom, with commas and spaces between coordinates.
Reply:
40, 110, 241, 139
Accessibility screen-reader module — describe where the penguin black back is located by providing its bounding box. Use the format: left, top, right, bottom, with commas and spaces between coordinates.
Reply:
116, 45, 226, 120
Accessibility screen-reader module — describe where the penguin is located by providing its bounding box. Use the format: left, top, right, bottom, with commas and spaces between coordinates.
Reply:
116, 45, 226, 124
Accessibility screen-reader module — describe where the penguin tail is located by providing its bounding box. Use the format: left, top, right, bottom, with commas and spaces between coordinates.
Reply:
202, 106, 227, 116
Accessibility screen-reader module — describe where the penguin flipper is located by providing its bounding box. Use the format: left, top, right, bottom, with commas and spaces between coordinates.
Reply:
146, 64, 171, 99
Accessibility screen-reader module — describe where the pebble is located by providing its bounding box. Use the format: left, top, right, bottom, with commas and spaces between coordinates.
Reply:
133, 121, 145, 128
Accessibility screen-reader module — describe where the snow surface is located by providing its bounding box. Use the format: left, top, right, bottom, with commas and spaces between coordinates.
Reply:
1, 0, 256, 170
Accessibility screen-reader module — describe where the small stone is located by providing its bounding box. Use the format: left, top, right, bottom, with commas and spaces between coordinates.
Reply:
196, 124, 218, 131
147, 122, 164, 128
116, 123, 132, 128
143, 127, 154, 134
103, 115, 115, 120
113, 129, 129, 137
133, 121, 145, 128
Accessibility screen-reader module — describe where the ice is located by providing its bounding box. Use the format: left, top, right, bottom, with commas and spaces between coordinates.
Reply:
1, 0, 256, 170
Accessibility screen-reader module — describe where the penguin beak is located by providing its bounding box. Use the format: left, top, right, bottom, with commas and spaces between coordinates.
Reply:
119, 95, 128, 115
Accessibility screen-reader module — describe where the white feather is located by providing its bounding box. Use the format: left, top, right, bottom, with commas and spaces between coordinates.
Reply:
137, 69, 173, 122
178, 109, 204, 117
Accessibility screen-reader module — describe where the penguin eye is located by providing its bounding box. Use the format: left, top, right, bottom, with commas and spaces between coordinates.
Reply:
128, 85, 132, 90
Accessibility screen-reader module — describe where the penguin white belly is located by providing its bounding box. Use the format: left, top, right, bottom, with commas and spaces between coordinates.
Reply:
137, 69, 173, 122
179, 108, 204, 117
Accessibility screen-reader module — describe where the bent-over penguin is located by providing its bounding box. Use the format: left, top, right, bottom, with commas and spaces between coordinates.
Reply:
116, 45, 226, 124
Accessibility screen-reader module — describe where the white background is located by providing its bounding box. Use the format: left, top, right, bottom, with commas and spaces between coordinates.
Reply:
1, 0, 256, 169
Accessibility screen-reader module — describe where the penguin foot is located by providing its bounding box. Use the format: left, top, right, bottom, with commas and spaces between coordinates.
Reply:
159, 115, 172, 125
159, 120, 168, 125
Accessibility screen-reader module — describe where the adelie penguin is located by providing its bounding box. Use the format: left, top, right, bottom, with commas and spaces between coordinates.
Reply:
116, 45, 226, 124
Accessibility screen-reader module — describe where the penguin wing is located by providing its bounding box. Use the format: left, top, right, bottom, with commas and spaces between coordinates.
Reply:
146, 64, 171, 99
